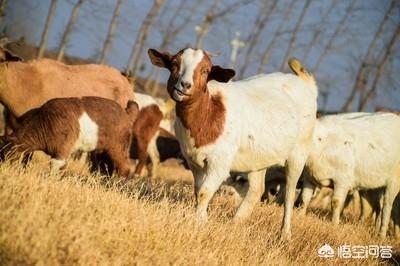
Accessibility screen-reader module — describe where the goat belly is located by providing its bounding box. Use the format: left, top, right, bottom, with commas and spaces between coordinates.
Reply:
72, 112, 99, 153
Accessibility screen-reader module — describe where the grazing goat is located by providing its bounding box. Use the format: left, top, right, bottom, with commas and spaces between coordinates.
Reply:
0, 97, 139, 177
300, 112, 400, 238
148, 48, 318, 239
0, 46, 134, 132
131, 92, 175, 178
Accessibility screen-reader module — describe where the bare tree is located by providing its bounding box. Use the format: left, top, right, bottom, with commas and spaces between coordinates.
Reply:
312, 0, 356, 73
98, 0, 124, 64
237, 0, 278, 79
127, 0, 165, 75
194, 0, 218, 49
56, 0, 84, 61
145, 0, 201, 95
341, 0, 395, 111
279, 0, 312, 71
302, 0, 339, 61
195, 0, 253, 49
257, 0, 296, 73
37, 0, 58, 59
358, 25, 399, 111
0, 0, 8, 26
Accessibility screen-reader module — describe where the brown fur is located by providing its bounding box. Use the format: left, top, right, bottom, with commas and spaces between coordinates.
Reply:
0, 58, 134, 120
176, 91, 226, 147
131, 104, 163, 176
0, 97, 139, 177
148, 48, 234, 148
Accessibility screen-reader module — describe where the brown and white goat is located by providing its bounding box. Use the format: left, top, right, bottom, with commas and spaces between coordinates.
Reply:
130, 92, 175, 178
0, 47, 134, 133
0, 97, 139, 177
148, 48, 318, 240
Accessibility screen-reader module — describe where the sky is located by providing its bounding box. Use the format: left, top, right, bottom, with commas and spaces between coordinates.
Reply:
3, 0, 399, 111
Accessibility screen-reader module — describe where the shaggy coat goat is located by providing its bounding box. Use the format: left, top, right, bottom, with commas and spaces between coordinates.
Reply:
148, 48, 318, 239
0, 49, 134, 132
0, 97, 139, 176
300, 112, 400, 238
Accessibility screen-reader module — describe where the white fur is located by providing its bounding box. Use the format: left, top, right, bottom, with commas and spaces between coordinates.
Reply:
179, 49, 204, 87
72, 112, 98, 153
301, 112, 400, 238
50, 158, 67, 171
134, 92, 158, 109
175, 70, 318, 239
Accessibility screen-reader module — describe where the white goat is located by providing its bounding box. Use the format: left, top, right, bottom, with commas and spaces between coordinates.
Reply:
301, 112, 400, 238
148, 48, 318, 239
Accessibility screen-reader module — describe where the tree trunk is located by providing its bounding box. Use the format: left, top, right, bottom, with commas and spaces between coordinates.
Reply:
341, 0, 395, 111
56, 0, 84, 61
302, 0, 339, 60
150, 69, 160, 96
37, 0, 58, 59
0, 0, 8, 26
194, 0, 252, 49
358, 25, 399, 111
279, 0, 312, 71
312, 0, 356, 73
145, 0, 194, 94
257, 0, 296, 73
195, 0, 218, 49
127, 0, 165, 75
237, 0, 278, 79
99, 0, 124, 64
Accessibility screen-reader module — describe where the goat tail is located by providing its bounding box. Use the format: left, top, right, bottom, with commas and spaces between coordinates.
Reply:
125, 100, 139, 124
288, 58, 318, 97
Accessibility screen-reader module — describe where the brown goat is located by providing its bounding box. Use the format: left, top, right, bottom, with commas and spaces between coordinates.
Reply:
0, 97, 139, 177
0, 51, 134, 132
131, 104, 164, 177
128, 92, 176, 178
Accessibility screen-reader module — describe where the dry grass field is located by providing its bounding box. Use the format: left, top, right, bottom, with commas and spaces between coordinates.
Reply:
0, 156, 399, 265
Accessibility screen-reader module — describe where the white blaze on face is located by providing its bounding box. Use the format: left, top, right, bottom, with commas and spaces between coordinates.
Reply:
176, 48, 204, 91
73, 112, 99, 152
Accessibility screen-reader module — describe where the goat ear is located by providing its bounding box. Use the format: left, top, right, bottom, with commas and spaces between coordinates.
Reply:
148, 49, 172, 69
208, 65, 235, 82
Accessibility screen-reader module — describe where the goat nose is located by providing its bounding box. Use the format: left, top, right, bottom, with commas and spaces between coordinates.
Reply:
181, 81, 191, 89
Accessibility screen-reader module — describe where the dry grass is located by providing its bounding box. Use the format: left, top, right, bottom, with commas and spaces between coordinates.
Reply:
0, 158, 399, 265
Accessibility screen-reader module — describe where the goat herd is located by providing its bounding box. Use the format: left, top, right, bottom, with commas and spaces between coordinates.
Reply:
0, 43, 399, 241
